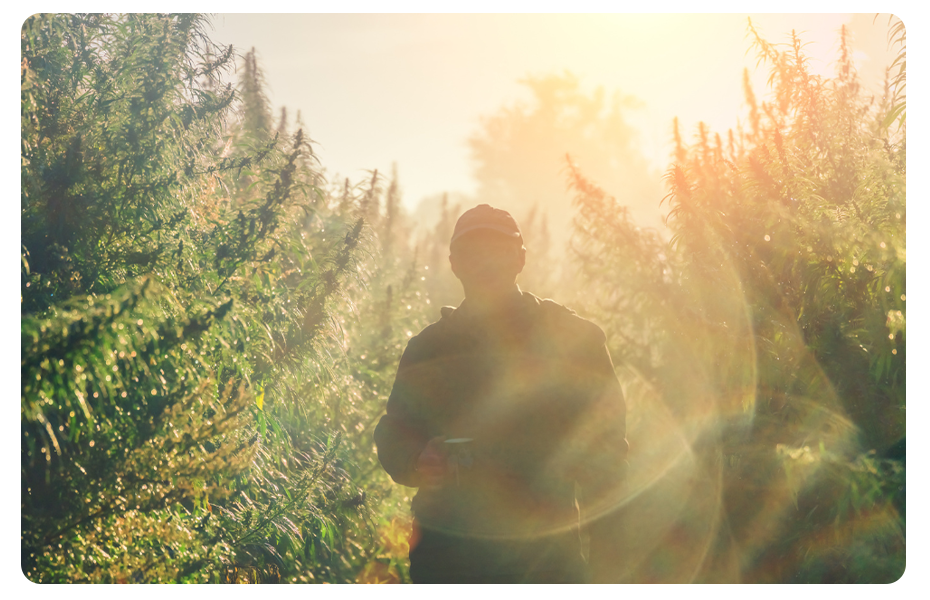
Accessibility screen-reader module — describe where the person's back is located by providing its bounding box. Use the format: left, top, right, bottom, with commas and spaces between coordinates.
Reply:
373, 205, 628, 583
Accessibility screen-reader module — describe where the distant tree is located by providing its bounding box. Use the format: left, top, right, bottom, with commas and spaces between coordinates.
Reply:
276, 106, 289, 138
413, 193, 464, 310
468, 71, 664, 251
237, 47, 274, 141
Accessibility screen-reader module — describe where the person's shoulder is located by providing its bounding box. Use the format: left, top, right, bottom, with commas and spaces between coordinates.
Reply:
525, 292, 606, 346
402, 306, 459, 353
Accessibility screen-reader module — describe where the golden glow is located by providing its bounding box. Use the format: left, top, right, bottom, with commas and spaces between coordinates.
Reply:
210, 14, 895, 215
208, 13, 904, 583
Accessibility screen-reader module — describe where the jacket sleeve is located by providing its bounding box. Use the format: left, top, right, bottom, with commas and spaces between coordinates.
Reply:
543, 303, 629, 495
577, 336, 629, 498
580, 337, 630, 583
373, 336, 431, 488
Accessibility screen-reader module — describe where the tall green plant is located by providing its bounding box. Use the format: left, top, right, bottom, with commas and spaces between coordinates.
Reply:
567, 20, 904, 583
21, 13, 380, 583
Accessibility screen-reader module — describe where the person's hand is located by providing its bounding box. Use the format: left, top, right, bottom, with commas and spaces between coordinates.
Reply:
416, 436, 448, 488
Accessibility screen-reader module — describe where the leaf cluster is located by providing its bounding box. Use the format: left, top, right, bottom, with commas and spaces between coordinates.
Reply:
566, 20, 905, 583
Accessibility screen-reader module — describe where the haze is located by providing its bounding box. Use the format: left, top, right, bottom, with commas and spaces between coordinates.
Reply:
207, 13, 898, 231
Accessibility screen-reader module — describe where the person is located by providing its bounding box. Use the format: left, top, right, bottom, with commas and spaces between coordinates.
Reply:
374, 204, 628, 583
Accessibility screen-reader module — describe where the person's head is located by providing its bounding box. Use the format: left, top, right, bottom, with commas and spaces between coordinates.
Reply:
449, 204, 526, 297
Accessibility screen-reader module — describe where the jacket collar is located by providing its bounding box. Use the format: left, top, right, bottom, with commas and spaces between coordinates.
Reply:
441, 287, 542, 325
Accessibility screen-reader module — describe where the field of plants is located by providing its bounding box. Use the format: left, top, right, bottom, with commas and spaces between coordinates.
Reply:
21, 13, 905, 583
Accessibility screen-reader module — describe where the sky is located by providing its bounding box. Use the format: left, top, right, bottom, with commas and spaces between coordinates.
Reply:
207, 13, 900, 215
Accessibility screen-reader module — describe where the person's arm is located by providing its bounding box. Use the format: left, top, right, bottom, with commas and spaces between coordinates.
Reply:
373, 337, 432, 488
582, 341, 630, 583
581, 343, 629, 508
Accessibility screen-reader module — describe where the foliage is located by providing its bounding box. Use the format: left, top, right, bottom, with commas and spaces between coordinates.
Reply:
21, 13, 436, 583
468, 72, 663, 250
875, 6, 930, 146
22, 13, 905, 585
566, 21, 905, 583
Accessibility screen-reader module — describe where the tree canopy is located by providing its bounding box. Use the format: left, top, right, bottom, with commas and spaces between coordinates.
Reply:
468, 72, 664, 248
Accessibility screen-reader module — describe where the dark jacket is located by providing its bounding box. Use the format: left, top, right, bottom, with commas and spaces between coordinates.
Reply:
374, 290, 628, 581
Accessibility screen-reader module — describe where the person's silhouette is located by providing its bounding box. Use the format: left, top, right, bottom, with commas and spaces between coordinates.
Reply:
375, 204, 629, 583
